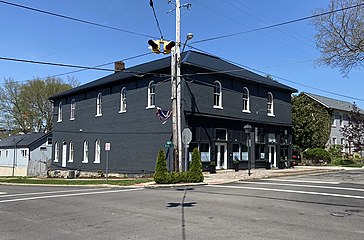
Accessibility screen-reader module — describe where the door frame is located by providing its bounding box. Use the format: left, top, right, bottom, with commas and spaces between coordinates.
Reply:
268, 145, 276, 167
215, 142, 228, 170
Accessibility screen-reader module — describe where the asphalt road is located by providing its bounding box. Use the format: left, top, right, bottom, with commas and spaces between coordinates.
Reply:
0, 169, 363, 240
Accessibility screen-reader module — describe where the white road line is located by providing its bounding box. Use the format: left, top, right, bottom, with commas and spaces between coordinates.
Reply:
0, 192, 7, 195
0, 188, 108, 198
261, 179, 341, 184
238, 181, 364, 192
209, 185, 364, 199
0, 188, 142, 204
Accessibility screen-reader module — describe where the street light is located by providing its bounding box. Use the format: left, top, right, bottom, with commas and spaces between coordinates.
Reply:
244, 124, 252, 176
181, 33, 193, 53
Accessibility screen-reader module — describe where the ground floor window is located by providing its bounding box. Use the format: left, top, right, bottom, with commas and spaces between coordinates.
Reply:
255, 144, 265, 160
200, 142, 210, 162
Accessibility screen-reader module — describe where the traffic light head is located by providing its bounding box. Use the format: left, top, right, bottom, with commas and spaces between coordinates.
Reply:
148, 39, 160, 54
163, 41, 176, 54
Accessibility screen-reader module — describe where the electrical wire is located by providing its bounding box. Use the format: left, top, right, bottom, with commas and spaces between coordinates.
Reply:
0, 0, 157, 39
149, 0, 164, 39
190, 2, 364, 44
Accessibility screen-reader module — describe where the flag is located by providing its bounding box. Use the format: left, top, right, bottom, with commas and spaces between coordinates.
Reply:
156, 107, 172, 124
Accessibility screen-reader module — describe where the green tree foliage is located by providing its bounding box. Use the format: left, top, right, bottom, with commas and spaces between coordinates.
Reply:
292, 94, 331, 151
312, 0, 364, 76
188, 148, 204, 183
303, 148, 332, 164
154, 149, 169, 184
0, 77, 77, 133
341, 103, 364, 152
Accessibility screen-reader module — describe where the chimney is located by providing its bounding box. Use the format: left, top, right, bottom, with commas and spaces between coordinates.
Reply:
114, 61, 125, 73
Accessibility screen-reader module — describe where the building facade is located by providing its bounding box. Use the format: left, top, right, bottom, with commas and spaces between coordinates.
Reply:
49, 51, 297, 174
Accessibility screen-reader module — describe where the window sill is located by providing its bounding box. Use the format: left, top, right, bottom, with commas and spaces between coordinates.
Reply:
81, 161, 88, 164
57, 120, 62, 123
95, 114, 102, 117
146, 105, 155, 110
267, 114, 275, 117
119, 110, 126, 114
242, 110, 251, 113
213, 106, 223, 110
70, 118, 75, 121
93, 161, 100, 164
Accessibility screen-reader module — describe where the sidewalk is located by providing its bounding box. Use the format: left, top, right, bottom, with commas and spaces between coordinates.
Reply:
143, 166, 352, 188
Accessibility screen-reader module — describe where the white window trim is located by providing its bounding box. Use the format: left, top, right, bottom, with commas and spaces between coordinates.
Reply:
332, 114, 336, 127
70, 99, 76, 120
213, 80, 223, 109
96, 93, 102, 117
340, 115, 344, 127
94, 139, 101, 164
147, 81, 156, 109
68, 141, 74, 163
57, 102, 62, 122
242, 87, 250, 113
267, 92, 275, 117
119, 87, 127, 113
54, 142, 59, 162
82, 140, 89, 163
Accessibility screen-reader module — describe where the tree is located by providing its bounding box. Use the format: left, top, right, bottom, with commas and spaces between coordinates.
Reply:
312, 0, 364, 76
0, 77, 76, 133
292, 94, 331, 151
154, 149, 169, 184
341, 103, 364, 153
188, 148, 204, 183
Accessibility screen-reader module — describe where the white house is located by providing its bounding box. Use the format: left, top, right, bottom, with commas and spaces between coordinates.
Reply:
0, 132, 52, 176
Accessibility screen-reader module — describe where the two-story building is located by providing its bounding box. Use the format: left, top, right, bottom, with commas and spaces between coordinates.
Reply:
49, 51, 297, 174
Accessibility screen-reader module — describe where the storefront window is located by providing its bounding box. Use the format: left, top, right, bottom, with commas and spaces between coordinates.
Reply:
200, 142, 210, 162
255, 144, 265, 160
233, 144, 240, 161
242, 144, 248, 161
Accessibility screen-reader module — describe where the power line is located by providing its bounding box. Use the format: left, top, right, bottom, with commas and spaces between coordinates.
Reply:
0, 0, 157, 39
149, 0, 164, 39
190, 2, 364, 44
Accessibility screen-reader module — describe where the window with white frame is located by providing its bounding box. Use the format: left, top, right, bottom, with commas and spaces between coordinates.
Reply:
54, 141, 59, 162
213, 80, 223, 109
70, 99, 76, 120
96, 93, 102, 116
21, 150, 28, 158
147, 81, 155, 108
94, 139, 101, 163
242, 87, 250, 112
57, 102, 62, 122
69, 141, 74, 162
120, 87, 127, 113
83, 140, 89, 163
331, 114, 336, 127
267, 92, 274, 116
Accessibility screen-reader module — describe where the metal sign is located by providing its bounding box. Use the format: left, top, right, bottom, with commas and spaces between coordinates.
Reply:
164, 140, 174, 148
105, 142, 111, 151
182, 128, 192, 144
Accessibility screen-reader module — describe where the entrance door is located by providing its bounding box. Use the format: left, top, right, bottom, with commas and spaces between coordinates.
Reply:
269, 145, 276, 167
62, 141, 67, 168
215, 143, 227, 169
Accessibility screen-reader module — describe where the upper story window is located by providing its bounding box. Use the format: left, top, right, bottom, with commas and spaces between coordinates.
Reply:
332, 114, 336, 127
96, 93, 102, 117
213, 80, 223, 109
267, 92, 274, 116
69, 141, 74, 162
147, 81, 155, 108
21, 149, 28, 158
57, 102, 62, 122
340, 115, 344, 127
94, 139, 101, 163
120, 87, 127, 113
70, 99, 76, 120
82, 140, 89, 163
54, 141, 59, 162
242, 87, 250, 113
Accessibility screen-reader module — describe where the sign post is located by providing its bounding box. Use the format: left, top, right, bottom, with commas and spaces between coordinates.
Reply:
105, 143, 111, 182
182, 128, 192, 171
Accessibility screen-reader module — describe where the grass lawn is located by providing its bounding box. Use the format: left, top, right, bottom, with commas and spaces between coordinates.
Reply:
0, 177, 153, 186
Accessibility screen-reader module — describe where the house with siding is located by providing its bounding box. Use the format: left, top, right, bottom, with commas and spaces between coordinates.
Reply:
302, 92, 363, 154
49, 51, 297, 174
0, 132, 52, 176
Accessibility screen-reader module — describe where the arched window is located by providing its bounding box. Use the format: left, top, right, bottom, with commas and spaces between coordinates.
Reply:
94, 139, 101, 163
147, 81, 155, 108
68, 141, 74, 162
83, 140, 89, 163
242, 87, 250, 112
213, 80, 223, 109
120, 87, 127, 113
96, 93, 102, 116
267, 92, 274, 116
54, 141, 59, 162
57, 102, 62, 122
70, 99, 76, 120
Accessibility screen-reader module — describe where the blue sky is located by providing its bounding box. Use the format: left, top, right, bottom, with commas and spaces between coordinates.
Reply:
1, 0, 363, 108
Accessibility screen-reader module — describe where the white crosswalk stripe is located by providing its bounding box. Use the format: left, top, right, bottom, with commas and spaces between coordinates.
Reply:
260, 179, 341, 184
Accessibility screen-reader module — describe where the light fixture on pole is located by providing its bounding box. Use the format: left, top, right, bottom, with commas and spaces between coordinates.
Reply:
244, 124, 252, 176
181, 33, 193, 53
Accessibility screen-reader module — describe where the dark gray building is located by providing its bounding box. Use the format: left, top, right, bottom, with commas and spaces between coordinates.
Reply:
49, 51, 297, 174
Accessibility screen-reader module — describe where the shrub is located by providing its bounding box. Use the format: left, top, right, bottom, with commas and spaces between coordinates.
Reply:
154, 149, 169, 184
328, 145, 343, 159
188, 148, 204, 183
303, 148, 332, 164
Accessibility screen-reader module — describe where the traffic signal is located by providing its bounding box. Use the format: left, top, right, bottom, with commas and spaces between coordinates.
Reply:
148, 39, 160, 54
163, 41, 176, 54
